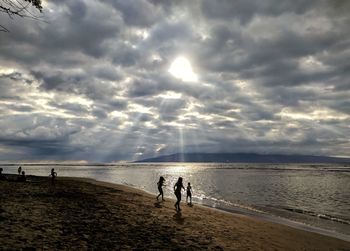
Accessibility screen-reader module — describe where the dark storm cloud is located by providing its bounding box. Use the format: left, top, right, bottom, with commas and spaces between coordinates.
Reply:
0, 0, 349, 161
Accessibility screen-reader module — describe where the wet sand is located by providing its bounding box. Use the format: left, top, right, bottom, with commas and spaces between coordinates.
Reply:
0, 175, 349, 250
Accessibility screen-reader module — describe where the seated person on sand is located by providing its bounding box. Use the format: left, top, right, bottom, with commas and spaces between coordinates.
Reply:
17, 171, 26, 182
186, 182, 192, 205
0, 167, 7, 180
50, 168, 57, 184
156, 176, 165, 201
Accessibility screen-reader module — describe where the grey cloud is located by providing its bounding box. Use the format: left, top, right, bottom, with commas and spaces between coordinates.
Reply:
47, 101, 90, 116
92, 108, 108, 119
3, 104, 34, 113
201, 0, 339, 24
93, 65, 122, 81
127, 78, 161, 97
0, 0, 122, 63
0, 0, 350, 161
107, 99, 128, 110
112, 45, 141, 67
128, 112, 153, 122
108, 0, 162, 27
32, 70, 119, 101
157, 98, 187, 122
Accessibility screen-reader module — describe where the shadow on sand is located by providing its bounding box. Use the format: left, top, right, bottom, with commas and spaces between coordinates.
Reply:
154, 201, 162, 208
173, 211, 185, 225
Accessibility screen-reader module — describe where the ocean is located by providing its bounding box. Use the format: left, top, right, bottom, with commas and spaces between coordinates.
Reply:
1, 163, 349, 241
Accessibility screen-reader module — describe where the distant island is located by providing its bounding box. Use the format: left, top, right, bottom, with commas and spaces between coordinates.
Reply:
135, 153, 350, 163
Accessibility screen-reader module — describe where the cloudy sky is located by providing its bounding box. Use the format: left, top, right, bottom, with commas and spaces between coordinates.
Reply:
0, 0, 349, 162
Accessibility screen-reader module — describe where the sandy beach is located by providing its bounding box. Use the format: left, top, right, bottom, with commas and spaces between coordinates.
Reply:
0, 175, 349, 250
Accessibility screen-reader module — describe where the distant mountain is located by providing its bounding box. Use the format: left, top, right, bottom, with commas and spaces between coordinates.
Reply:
135, 153, 350, 163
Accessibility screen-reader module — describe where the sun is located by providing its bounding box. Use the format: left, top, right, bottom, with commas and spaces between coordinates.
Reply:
168, 56, 198, 82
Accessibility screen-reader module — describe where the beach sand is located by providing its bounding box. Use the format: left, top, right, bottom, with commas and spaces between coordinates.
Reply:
0, 176, 349, 250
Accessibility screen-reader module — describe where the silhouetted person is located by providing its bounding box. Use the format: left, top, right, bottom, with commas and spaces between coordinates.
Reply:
0, 167, 6, 180
18, 166, 22, 175
17, 171, 26, 182
174, 177, 185, 211
156, 176, 165, 201
50, 168, 57, 185
186, 182, 192, 205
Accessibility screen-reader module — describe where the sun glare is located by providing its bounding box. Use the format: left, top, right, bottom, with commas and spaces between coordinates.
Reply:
168, 56, 198, 82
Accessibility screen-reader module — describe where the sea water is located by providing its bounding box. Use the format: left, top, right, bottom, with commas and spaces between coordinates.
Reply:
1, 163, 349, 240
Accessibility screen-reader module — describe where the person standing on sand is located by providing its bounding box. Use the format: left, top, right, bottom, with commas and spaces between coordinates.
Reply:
50, 168, 57, 185
0, 167, 6, 180
156, 176, 166, 201
174, 177, 185, 211
18, 166, 22, 175
186, 182, 192, 205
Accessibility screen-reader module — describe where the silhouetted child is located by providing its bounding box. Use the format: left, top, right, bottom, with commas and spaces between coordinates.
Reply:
50, 168, 57, 185
174, 177, 185, 211
186, 182, 192, 205
17, 171, 26, 182
18, 166, 22, 175
156, 176, 165, 201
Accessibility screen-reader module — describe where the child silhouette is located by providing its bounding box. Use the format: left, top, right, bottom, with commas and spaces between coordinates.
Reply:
186, 182, 192, 205
156, 176, 165, 201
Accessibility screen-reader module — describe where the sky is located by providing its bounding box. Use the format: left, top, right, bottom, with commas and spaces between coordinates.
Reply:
0, 0, 349, 162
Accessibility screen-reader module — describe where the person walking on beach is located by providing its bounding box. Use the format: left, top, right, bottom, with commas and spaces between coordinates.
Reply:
18, 166, 22, 175
186, 182, 192, 205
50, 168, 57, 185
174, 177, 185, 211
156, 176, 166, 201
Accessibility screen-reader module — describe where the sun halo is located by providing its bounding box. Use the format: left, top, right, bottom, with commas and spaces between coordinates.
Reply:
168, 56, 198, 82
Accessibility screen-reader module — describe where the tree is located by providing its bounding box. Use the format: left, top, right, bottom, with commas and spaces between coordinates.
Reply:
0, 0, 43, 32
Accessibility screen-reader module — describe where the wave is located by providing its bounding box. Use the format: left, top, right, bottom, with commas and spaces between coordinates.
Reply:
194, 195, 266, 214
210, 166, 350, 173
281, 207, 350, 225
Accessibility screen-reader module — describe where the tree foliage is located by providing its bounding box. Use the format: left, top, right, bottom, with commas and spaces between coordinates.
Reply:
0, 0, 43, 32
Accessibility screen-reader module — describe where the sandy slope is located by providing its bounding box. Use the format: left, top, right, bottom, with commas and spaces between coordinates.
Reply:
0, 176, 349, 250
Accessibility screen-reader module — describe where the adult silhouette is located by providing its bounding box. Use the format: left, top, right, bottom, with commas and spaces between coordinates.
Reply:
173, 177, 185, 211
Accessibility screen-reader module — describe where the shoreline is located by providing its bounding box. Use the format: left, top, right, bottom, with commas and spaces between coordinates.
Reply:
5, 173, 350, 242
1, 174, 349, 250
3, 173, 350, 242
77, 177, 350, 243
